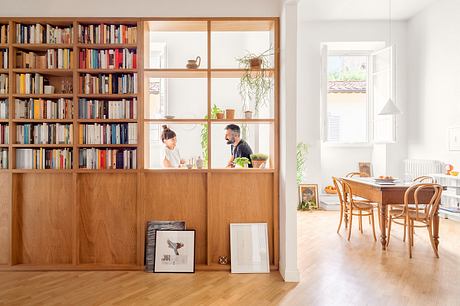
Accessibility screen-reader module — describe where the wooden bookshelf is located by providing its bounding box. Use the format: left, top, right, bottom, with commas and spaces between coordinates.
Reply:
0, 17, 279, 272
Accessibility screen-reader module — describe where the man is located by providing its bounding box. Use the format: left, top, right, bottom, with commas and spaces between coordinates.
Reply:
225, 124, 253, 168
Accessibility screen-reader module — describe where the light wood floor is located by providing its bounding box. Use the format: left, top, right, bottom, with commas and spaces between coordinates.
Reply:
1, 211, 459, 306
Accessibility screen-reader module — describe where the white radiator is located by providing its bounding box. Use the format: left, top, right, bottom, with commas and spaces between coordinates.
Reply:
403, 159, 444, 181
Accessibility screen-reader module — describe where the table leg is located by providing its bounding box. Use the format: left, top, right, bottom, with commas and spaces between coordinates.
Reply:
380, 203, 387, 250
433, 209, 439, 250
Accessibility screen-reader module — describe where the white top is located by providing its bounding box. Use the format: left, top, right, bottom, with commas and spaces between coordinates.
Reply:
162, 146, 181, 168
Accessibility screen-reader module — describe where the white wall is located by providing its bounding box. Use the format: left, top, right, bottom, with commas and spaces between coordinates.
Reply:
297, 17, 408, 188
407, 0, 460, 168
0, 0, 280, 17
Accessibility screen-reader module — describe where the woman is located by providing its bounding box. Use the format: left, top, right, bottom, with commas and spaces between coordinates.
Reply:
161, 125, 185, 168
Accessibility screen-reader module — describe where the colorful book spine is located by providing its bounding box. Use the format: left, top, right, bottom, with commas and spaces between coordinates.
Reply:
0, 49, 8, 69
0, 74, 8, 94
79, 73, 137, 94
0, 124, 9, 144
0, 148, 7, 169
16, 123, 73, 144
79, 48, 137, 69
78, 24, 137, 44
0, 24, 9, 44
16, 49, 73, 69
0, 99, 8, 119
79, 148, 136, 169
16, 148, 72, 169
79, 123, 137, 144
78, 98, 137, 119
15, 98, 73, 119
15, 73, 48, 94
15, 24, 73, 44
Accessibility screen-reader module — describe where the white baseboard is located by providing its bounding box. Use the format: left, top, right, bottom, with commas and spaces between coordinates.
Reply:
279, 265, 300, 282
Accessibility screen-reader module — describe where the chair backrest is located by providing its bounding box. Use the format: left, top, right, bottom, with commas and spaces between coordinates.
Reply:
340, 180, 355, 207
404, 183, 443, 221
345, 172, 369, 178
332, 176, 347, 209
413, 176, 437, 183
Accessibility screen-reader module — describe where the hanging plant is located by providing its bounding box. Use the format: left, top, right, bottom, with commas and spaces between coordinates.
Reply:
236, 47, 274, 116
200, 104, 223, 165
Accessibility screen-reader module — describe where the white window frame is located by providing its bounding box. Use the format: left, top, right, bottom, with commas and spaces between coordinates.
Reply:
321, 49, 373, 146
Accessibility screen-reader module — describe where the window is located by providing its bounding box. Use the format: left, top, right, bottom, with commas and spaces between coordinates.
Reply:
326, 54, 369, 143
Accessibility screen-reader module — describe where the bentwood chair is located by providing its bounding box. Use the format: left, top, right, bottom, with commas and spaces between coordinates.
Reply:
387, 183, 442, 258
334, 177, 377, 241
387, 176, 437, 244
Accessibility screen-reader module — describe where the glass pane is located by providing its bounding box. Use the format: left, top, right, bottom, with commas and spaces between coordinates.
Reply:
211, 123, 273, 169
144, 74, 207, 119
211, 21, 274, 69
146, 21, 208, 69
211, 72, 274, 119
327, 55, 368, 143
145, 123, 207, 169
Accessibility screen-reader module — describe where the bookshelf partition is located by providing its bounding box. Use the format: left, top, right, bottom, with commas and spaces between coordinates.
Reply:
0, 17, 279, 271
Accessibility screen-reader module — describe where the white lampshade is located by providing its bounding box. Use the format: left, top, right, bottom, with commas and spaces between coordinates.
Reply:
378, 98, 401, 115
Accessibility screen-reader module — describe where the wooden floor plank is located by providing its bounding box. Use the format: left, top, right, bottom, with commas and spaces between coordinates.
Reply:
0, 211, 459, 305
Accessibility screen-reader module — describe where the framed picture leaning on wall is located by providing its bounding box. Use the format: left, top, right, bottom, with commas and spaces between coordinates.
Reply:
298, 184, 319, 210
154, 229, 196, 273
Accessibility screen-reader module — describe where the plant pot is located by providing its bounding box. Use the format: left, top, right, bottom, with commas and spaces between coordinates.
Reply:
244, 111, 253, 119
225, 109, 235, 119
251, 160, 266, 169
249, 57, 262, 69
216, 112, 224, 119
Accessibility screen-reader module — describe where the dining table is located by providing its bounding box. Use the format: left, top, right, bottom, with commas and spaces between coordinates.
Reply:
342, 177, 440, 250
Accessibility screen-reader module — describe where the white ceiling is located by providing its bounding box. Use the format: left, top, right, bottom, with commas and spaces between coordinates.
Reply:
299, 0, 439, 21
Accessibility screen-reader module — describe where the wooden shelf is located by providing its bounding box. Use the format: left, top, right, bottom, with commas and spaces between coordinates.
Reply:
0, 44, 8, 48
76, 43, 137, 49
0, 69, 8, 74
77, 144, 137, 148
143, 168, 208, 173
12, 43, 73, 51
147, 20, 208, 32
210, 118, 274, 123
76, 169, 137, 173
11, 169, 74, 173
12, 144, 73, 148
0, 119, 9, 123
12, 68, 73, 76
211, 68, 275, 78
210, 19, 275, 31
13, 94, 74, 98
78, 119, 137, 123
144, 69, 207, 78
0, 144, 8, 147
144, 118, 207, 123
0, 94, 8, 98
77, 69, 138, 74
78, 94, 137, 98
12, 119, 73, 123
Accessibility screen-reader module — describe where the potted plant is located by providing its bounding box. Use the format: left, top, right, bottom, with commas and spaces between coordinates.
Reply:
244, 110, 253, 119
296, 142, 308, 184
225, 108, 235, 119
233, 157, 251, 168
236, 47, 274, 116
250, 153, 268, 169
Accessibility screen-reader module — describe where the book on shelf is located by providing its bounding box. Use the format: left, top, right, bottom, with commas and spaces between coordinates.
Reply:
15, 24, 73, 44
78, 24, 137, 44
16, 49, 73, 69
16, 73, 50, 94
79, 48, 137, 69
0, 124, 9, 144
0, 74, 8, 94
0, 49, 8, 69
0, 24, 9, 44
0, 99, 8, 119
79, 123, 137, 144
79, 148, 136, 169
78, 98, 137, 119
16, 148, 72, 169
0, 148, 7, 169
16, 123, 73, 144
79, 73, 137, 94
15, 98, 72, 119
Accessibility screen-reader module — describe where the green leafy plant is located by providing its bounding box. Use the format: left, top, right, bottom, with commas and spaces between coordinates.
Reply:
298, 200, 315, 211
250, 153, 269, 161
236, 47, 274, 115
296, 143, 308, 185
201, 105, 222, 165
234, 157, 251, 168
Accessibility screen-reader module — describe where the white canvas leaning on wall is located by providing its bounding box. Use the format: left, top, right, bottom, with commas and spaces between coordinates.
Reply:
230, 223, 269, 273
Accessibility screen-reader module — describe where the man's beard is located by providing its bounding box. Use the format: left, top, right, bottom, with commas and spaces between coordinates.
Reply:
226, 138, 235, 145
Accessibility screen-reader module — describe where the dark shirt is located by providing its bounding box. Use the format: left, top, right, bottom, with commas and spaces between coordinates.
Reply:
231, 139, 253, 168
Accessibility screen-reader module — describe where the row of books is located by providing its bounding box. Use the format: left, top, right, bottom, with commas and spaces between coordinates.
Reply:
0, 124, 9, 144
16, 49, 73, 69
0, 74, 7, 94
78, 98, 137, 119
15, 24, 73, 44
79, 48, 137, 69
0, 49, 7, 69
0, 99, 8, 119
15, 98, 73, 120
78, 123, 137, 144
0, 25, 9, 44
16, 123, 73, 145
16, 73, 48, 94
79, 73, 137, 94
78, 24, 137, 45
79, 148, 136, 169
0, 149, 7, 169
16, 148, 72, 169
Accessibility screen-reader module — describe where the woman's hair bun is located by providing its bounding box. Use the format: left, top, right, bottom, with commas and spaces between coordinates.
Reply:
162, 125, 168, 130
